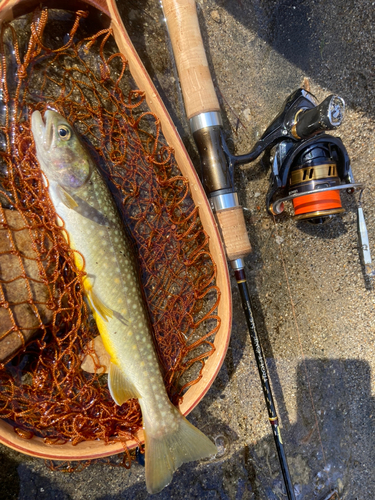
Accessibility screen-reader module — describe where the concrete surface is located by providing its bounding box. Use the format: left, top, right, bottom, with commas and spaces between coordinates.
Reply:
1, 0, 375, 498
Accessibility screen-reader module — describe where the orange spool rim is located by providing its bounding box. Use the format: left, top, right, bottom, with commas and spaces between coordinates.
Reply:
293, 189, 342, 216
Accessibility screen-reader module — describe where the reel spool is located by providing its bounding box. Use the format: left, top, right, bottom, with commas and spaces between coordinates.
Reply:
289, 144, 344, 223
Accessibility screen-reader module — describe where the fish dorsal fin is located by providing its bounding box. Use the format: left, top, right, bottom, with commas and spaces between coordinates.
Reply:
85, 281, 113, 322
81, 335, 110, 374
56, 184, 78, 209
108, 362, 139, 405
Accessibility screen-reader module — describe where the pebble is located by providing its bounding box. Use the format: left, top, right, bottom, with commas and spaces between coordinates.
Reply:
210, 10, 221, 23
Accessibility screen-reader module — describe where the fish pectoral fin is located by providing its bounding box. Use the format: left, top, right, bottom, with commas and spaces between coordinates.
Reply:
108, 362, 139, 406
56, 184, 78, 209
87, 288, 113, 322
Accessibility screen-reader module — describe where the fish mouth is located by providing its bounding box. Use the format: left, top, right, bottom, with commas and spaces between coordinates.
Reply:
31, 109, 54, 151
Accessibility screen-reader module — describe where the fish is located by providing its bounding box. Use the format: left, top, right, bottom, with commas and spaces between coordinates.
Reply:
31, 109, 217, 494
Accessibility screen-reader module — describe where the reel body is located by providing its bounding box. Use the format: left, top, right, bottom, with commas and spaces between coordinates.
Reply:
267, 134, 358, 223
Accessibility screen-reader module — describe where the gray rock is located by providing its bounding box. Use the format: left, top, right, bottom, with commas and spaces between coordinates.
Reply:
0, 209, 53, 362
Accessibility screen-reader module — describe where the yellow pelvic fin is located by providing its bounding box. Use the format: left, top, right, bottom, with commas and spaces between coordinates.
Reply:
85, 282, 113, 322
57, 184, 78, 209
108, 362, 139, 406
81, 335, 111, 374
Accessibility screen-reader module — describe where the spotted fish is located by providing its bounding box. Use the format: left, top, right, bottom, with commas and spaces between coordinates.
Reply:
31, 109, 217, 494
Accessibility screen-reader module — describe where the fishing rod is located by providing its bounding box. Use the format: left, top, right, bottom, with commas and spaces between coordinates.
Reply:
162, 1, 296, 498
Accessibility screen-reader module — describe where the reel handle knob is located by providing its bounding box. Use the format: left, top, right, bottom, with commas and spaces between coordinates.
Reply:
294, 95, 345, 139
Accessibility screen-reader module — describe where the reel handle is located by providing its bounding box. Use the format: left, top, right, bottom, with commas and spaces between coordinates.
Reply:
294, 94, 345, 139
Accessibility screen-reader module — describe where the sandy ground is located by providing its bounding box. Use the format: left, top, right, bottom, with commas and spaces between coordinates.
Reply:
0, 0, 375, 498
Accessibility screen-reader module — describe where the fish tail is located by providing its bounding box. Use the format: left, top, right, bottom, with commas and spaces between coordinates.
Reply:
143, 409, 217, 494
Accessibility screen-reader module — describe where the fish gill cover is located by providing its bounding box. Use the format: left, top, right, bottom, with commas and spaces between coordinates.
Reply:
0, 7, 220, 465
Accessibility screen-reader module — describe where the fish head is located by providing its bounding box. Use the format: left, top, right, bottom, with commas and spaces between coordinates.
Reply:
31, 109, 92, 190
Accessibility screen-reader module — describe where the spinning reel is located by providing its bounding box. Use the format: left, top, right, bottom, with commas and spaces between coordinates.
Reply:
263, 90, 358, 223
222, 89, 361, 221
219, 89, 373, 275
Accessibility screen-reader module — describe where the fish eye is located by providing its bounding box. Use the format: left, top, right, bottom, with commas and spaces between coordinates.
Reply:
58, 125, 71, 141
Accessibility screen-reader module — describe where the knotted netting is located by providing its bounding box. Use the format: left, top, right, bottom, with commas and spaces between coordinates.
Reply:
0, 7, 220, 460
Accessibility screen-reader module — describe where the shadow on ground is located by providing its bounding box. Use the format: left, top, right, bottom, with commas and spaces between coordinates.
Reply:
2, 358, 371, 499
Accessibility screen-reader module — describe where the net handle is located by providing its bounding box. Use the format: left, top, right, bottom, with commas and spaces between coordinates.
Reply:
162, 0, 220, 120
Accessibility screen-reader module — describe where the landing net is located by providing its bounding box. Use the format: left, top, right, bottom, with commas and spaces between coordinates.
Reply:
0, 7, 220, 458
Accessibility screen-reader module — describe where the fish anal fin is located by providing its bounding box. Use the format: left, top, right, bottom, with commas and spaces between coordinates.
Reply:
142, 405, 217, 494
56, 184, 78, 209
108, 362, 138, 405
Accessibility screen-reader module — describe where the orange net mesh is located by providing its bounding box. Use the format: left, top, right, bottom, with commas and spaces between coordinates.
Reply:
0, 7, 220, 452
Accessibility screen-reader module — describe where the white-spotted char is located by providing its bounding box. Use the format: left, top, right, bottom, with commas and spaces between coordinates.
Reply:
31, 109, 217, 494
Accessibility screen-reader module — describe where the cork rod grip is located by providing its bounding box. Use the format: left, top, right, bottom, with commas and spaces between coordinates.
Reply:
163, 0, 220, 120
216, 206, 252, 261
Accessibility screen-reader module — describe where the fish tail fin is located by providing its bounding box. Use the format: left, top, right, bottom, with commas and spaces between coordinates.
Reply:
143, 410, 217, 494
